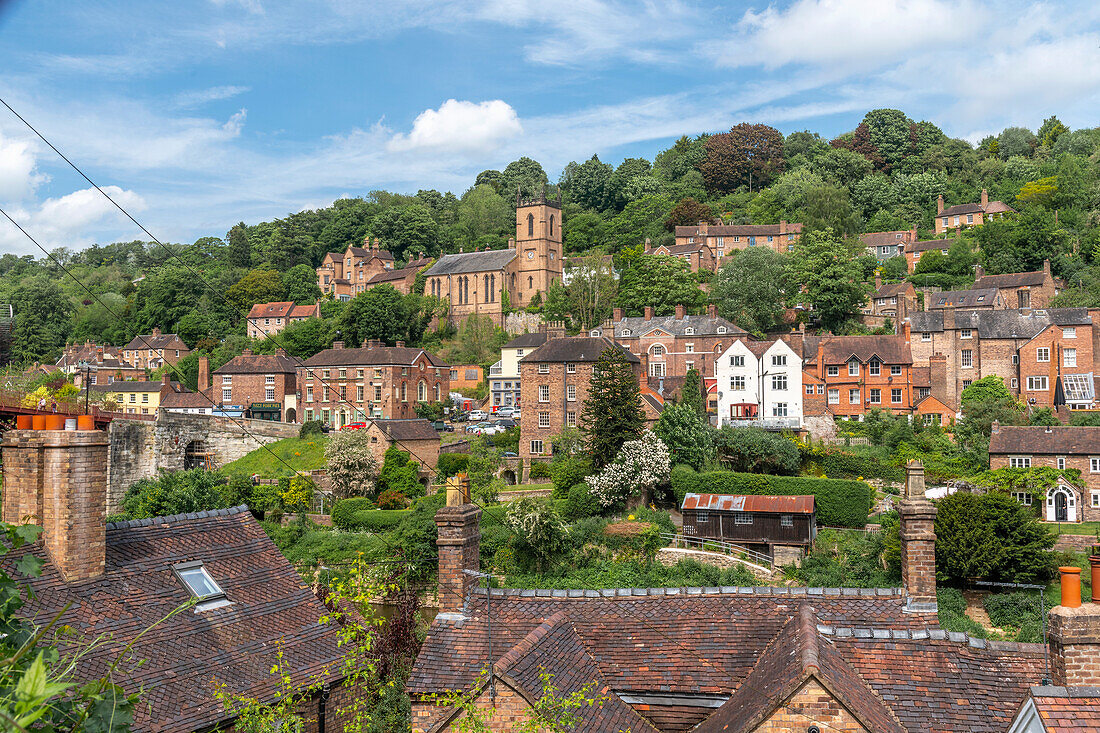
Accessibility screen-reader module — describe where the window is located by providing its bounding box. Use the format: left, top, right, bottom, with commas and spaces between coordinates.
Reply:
963, 379, 972, 388
622, 329, 632, 337
651, 344, 665, 357
340, 385, 347, 399
717, 326, 727, 334
827, 366, 840, 377
339, 368, 347, 378
827, 389, 839, 404
173, 561, 231, 611
817, 385, 824, 394
566, 362, 576, 373
1009, 456, 1032, 468
1063, 327, 1077, 339
1092, 458, 1100, 474
780, 515, 794, 528
960, 329, 972, 339
538, 412, 550, 428
696, 511, 709, 523
530, 440, 544, 455
1058, 456, 1066, 470
418, 381, 427, 401
566, 411, 576, 427
1037, 347, 1050, 363
684, 327, 695, 335
892, 388, 902, 404
771, 374, 787, 391
222, 388, 232, 402
772, 402, 788, 417
538, 385, 550, 402
685, 344, 695, 353
356, 385, 364, 401
966, 213, 973, 224
848, 360, 860, 376
961, 349, 973, 368
921, 333, 932, 343
566, 385, 576, 401
650, 362, 665, 377
1027, 376, 1049, 391
401, 383, 407, 402
538, 363, 550, 374
141, 393, 149, 403
869, 389, 881, 404
1065, 348, 1077, 368
1093, 492, 1100, 509
734, 512, 753, 525
806, 385, 815, 394
265, 387, 275, 401
771, 354, 787, 367
890, 365, 902, 376
373, 386, 382, 401
731, 355, 745, 367
1012, 492, 1032, 506
849, 388, 861, 404
869, 359, 880, 376
1012, 354, 1019, 365
129, 394, 136, 403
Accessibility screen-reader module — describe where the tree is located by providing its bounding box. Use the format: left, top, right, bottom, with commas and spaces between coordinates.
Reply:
502, 157, 549, 201
785, 228, 870, 332
226, 269, 286, 315
375, 446, 423, 499
830, 123, 884, 170
564, 252, 617, 330
585, 431, 671, 507
617, 254, 704, 317
607, 193, 673, 250
654, 135, 706, 181
861, 109, 914, 170
227, 221, 251, 267
282, 263, 322, 304
120, 469, 239, 519
663, 197, 714, 231
581, 347, 645, 468
955, 376, 1023, 464
445, 315, 509, 365
654, 403, 711, 469
503, 498, 568, 574
1038, 115, 1069, 148
324, 429, 380, 499
712, 247, 788, 333
680, 368, 705, 416
563, 210, 609, 253
812, 146, 874, 187
563, 155, 613, 210
456, 184, 512, 245
935, 492, 1055, 584
798, 184, 862, 236
712, 426, 801, 475
338, 285, 407, 346
784, 130, 829, 163
8, 278, 72, 364
699, 123, 785, 194
997, 126, 1037, 159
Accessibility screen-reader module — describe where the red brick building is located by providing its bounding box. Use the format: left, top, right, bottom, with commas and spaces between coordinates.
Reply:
364, 418, 441, 472
803, 334, 916, 418
317, 239, 396, 300
905, 238, 954, 272
974, 260, 1062, 309
864, 277, 917, 321
246, 301, 321, 340
935, 188, 1014, 235
673, 220, 803, 267
989, 424, 1100, 523
363, 257, 432, 295
643, 240, 716, 272
120, 328, 190, 370
213, 349, 300, 421
299, 340, 449, 428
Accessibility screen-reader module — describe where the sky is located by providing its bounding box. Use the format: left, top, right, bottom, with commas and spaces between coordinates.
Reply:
0, 0, 1099, 255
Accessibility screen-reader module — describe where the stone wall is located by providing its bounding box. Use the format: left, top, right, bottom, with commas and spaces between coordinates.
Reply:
107, 418, 157, 511
503, 311, 544, 335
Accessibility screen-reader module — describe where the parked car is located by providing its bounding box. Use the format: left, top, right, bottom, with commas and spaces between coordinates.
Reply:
496, 407, 516, 418
342, 422, 367, 431
467, 421, 504, 435
502, 451, 518, 457
511, 408, 521, 420
494, 418, 516, 429
468, 410, 488, 421
430, 420, 454, 432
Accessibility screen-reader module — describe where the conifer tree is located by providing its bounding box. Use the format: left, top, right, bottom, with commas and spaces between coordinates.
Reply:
581, 347, 645, 468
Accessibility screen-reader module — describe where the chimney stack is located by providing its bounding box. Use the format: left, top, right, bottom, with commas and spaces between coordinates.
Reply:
975, 264, 984, 281
2, 429, 108, 582
980, 189, 989, 208
275, 347, 287, 357
899, 460, 938, 615
332, 341, 344, 350
937, 195, 944, 215
613, 307, 623, 322
435, 500, 481, 618
152, 327, 161, 337
930, 353, 950, 407
675, 304, 686, 320
508, 237, 515, 249
1044, 259, 1052, 276
708, 303, 717, 319
197, 356, 209, 393
644, 306, 654, 320
779, 220, 787, 235
875, 271, 882, 289
395, 340, 405, 348
1048, 565, 1100, 686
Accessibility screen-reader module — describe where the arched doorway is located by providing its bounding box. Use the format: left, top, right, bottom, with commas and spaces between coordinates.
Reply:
1046, 485, 1077, 522
285, 407, 296, 423
185, 440, 209, 470
501, 469, 517, 485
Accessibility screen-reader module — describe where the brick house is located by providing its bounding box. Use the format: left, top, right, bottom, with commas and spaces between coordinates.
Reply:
316, 239, 396, 301
926, 287, 1005, 311
905, 238, 954, 272
590, 304, 747, 387
865, 276, 917, 321
449, 364, 484, 393
518, 336, 654, 463
246, 301, 321, 339
363, 256, 432, 295
364, 418, 441, 472
56, 341, 145, 384
860, 228, 916, 260
907, 308, 1097, 409
0, 430, 356, 732
975, 260, 1062, 310
643, 240, 716, 272
409, 462, 1058, 733
299, 340, 449, 428
488, 331, 552, 411
673, 220, 803, 265
989, 424, 1100, 522
424, 193, 564, 326
120, 328, 190, 370
935, 189, 1014, 235
803, 334, 916, 418
213, 349, 300, 422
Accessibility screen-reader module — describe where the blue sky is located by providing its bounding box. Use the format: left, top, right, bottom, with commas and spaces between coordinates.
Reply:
1, 0, 1099, 255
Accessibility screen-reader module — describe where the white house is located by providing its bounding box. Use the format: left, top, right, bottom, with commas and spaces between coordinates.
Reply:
715, 338, 803, 430
488, 331, 551, 411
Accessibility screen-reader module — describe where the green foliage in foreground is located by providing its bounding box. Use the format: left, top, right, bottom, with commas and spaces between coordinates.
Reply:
219, 436, 329, 478
505, 558, 757, 590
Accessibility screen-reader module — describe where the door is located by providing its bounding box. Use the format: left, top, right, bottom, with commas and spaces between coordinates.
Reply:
1055, 492, 1068, 522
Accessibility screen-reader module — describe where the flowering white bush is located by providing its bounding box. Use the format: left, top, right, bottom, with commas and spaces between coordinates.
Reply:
324, 429, 379, 499
586, 431, 671, 508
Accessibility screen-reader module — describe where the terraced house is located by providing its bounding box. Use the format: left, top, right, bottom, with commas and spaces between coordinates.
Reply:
803, 334, 916, 418
299, 340, 449, 428
120, 328, 190, 370
245, 301, 320, 339
673, 220, 803, 266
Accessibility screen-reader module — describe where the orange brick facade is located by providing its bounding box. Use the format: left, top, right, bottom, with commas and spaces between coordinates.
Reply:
317, 240, 395, 301
519, 360, 600, 461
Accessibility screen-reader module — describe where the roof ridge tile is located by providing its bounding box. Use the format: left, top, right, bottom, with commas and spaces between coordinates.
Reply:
107, 504, 249, 531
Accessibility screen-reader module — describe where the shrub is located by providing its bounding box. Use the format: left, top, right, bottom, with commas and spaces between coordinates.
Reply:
551, 456, 592, 499
815, 451, 904, 482
936, 587, 989, 638
120, 469, 236, 520
376, 446, 423, 498
529, 461, 552, 479
324, 430, 379, 499
669, 469, 871, 527
713, 427, 799, 475
376, 489, 409, 510
437, 453, 469, 478
984, 592, 1042, 630
344, 509, 409, 532
299, 420, 324, 437
563, 482, 601, 520
935, 492, 1056, 584
587, 431, 671, 508
331, 497, 375, 530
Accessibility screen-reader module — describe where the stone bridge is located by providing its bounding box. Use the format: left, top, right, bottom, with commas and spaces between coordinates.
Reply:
107, 412, 298, 512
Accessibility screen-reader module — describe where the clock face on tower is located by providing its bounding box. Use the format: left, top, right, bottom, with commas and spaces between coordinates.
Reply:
527, 251, 534, 259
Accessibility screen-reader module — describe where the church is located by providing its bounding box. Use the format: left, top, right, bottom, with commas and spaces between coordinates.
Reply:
423, 191, 564, 326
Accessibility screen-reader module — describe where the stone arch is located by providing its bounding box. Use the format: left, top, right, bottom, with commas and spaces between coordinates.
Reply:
501, 469, 517, 485
184, 439, 209, 470
285, 407, 296, 423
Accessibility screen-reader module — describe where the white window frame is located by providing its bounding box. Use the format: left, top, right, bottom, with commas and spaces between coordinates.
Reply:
1037, 347, 1050, 363
1009, 456, 1032, 469
538, 385, 550, 402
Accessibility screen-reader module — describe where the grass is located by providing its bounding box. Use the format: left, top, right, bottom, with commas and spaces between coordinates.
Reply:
500, 483, 551, 492
220, 436, 330, 478
1043, 521, 1100, 537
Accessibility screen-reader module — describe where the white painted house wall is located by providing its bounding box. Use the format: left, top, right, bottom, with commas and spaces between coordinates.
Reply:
716, 338, 803, 429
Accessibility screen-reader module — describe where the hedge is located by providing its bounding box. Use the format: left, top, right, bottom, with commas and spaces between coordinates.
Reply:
437, 453, 469, 477
332, 498, 410, 532
814, 451, 904, 482
670, 467, 871, 528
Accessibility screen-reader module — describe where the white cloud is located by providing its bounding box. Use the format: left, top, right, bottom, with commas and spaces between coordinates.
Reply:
0, 133, 46, 201
173, 85, 250, 108
0, 186, 146, 255
222, 109, 247, 137
388, 99, 522, 152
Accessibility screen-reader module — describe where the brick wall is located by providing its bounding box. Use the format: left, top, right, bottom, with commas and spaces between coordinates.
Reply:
1050, 603, 1100, 686
754, 679, 868, 732
215, 371, 297, 419
435, 504, 481, 614
412, 684, 533, 733
300, 358, 449, 425
519, 362, 591, 462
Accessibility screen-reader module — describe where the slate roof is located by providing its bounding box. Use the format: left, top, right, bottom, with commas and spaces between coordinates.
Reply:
160, 387, 213, 409
803, 335, 912, 365
614, 314, 747, 338
927, 288, 1000, 309
503, 332, 552, 350
989, 425, 1100, 456
346, 245, 394, 261
860, 230, 913, 247
675, 223, 803, 237
873, 282, 914, 299
372, 418, 440, 442
15, 507, 343, 733
409, 588, 1044, 732
302, 345, 448, 368
366, 257, 432, 284
941, 202, 985, 216
909, 239, 954, 253
976, 269, 1051, 289
215, 352, 300, 374
122, 332, 188, 351
1027, 686, 1100, 731
520, 336, 639, 364
908, 308, 1091, 338
423, 248, 516, 276
682, 493, 814, 514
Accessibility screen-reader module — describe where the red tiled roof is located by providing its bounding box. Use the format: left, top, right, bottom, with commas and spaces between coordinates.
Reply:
1030, 687, 1100, 731
804, 335, 913, 366
860, 230, 913, 247
675, 223, 803, 237
682, 493, 814, 514
989, 425, 1100, 455
246, 301, 294, 319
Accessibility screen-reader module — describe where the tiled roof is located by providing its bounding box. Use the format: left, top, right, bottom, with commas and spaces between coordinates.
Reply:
804, 335, 912, 365
91, 380, 164, 392
246, 301, 295, 320
976, 269, 1050, 289
302, 345, 448, 368
521, 336, 639, 364
122, 332, 189, 351
16, 507, 343, 733
423, 249, 516, 276
366, 258, 431, 284
989, 425, 1100, 456
682, 493, 814, 514
908, 308, 1091, 337
675, 223, 803, 237
347, 245, 394, 261
873, 282, 914, 298
927, 288, 999, 309
160, 389, 213, 409
652, 243, 711, 255
940, 202, 985, 216
373, 418, 439, 442
503, 332, 552, 349
1028, 686, 1100, 731
909, 239, 954, 253
860, 231, 912, 247
614, 314, 746, 338
215, 353, 300, 374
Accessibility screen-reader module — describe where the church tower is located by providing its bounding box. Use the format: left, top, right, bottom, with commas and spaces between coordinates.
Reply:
510, 189, 563, 308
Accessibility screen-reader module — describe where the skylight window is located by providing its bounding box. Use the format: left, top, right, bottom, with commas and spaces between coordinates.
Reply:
173, 561, 231, 611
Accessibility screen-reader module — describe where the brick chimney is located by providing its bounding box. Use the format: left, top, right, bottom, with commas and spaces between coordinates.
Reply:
1044, 259, 1052, 277
902, 320, 911, 342
817, 342, 825, 380
644, 237, 651, 250
1048, 565, 1100, 686
275, 348, 287, 357
779, 220, 787, 235
508, 237, 515, 249
395, 340, 405, 348
644, 306, 654, 320
980, 188, 989, 208
783, 330, 804, 359
2, 429, 108, 582
197, 356, 209, 392
942, 304, 956, 332
332, 341, 344, 350
152, 327, 161, 337
675, 304, 686, 320
937, 195, 944, 215
899, 460, 937, 614
613, 307, 624, 322
242, 348, 253, 356
875, 271, 882, 289
975, 264, 984, 281
698, 221, 708, 235
708, 303, 717, 319
435, 502, 481, 618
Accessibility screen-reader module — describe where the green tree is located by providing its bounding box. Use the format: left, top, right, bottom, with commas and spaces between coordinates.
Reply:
654, 135, 707, 181
227, 221, 252, 268
700, 123, 785, 194
282, 263, 322, 304
456, 184, 512, 246
712, 247, 788, 333
503, 498, 568, 575
712, 426, 801, 475
581, 347, 645, 468
324, 429, 380, 499
680, 367, 705, 416
608, 194, 673, 250
617, 254, 704, 317
861, 109, 915, 170
445, 315, 508, 365
563, 210, 610, 253
565, 252, 618, 330
226, 269, 286, 315
997, 126, 1037, 159
120, 469, 239, 519
563, 155, 614, 211
663, 197, 714, 231
785, 228, 870, 331
7, 278, 72, 365
654, 402, 711, 469
955, 376, 1023, 464
375, 446, 423, 498
502, 157, 549, 201
338, 285, 408, 346
798, 184, 862, 236
935, 492, 1055, 584
812, 146, 874, 187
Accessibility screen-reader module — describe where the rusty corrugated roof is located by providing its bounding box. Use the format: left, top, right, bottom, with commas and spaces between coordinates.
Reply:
681, 493, 814, 514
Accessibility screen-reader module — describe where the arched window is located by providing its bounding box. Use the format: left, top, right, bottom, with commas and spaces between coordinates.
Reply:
549, 214, 555, 237
528, 276, 533, 289
651, 344, 666, 357
418, 381, 427, 401
527, 213, 534, 237
434, 383, 440, 401
490, 274, 496, 302
484, 274, 490, 302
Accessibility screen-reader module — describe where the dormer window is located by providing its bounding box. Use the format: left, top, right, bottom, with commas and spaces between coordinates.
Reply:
173, 561, 231, 611
684, 327, 695, 335
622, 329, 631, 337
717, 326, 726, 334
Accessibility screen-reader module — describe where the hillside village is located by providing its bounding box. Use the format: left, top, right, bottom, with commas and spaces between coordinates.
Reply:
4, 109, 1100, 730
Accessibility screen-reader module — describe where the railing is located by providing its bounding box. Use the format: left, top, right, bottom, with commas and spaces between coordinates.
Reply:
660, 532, 774, 568
721, 417, 801, 431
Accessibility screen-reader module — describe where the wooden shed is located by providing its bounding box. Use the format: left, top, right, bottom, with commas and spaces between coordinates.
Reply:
680, 493, 817, 549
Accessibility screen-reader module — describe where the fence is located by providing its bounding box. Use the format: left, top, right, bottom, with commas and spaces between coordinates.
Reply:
659, 532, 774, 568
